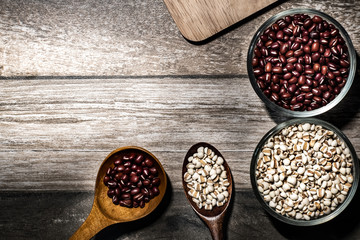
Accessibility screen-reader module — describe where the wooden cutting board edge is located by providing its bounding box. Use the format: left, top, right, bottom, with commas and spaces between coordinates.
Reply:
164, 0, 279, 42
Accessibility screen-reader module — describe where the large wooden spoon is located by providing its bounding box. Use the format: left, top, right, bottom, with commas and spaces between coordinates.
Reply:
70, 146, 167, 240
182, 142, 233, 240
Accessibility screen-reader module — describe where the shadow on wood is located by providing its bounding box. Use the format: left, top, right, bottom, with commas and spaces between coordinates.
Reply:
320, 52, 360, 128
185, 0, 288, 45
223, 172, 236, 240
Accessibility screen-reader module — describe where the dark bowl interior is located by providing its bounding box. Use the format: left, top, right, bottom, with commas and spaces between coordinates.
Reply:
247, 8, 357, 117
250, 118, 359, 226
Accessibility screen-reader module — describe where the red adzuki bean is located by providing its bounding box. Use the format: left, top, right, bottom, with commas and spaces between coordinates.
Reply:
252, 13, 350, 111
104, 151, 161, 208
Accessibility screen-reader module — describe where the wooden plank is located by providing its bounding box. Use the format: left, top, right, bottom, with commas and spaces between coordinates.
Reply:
0, 0, 359, 76
163, 0, 277, 42
0, 76, 267, 190
0, 77, 270, 152
1, 77, 360, 190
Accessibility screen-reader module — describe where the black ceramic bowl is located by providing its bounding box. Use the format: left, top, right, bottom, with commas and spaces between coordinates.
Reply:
247, 9, 356, 117
250, 118, 359, 226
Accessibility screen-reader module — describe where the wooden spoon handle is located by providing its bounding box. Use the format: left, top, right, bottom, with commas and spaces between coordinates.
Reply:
69, 206, 114, 240
208, 222, 223, 240
204, 214, 225, 240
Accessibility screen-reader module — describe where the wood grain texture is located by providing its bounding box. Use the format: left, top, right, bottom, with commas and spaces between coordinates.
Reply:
0, 191, 269, 240
0, 76, 263, 190
1, 190, 360, 240
1, 75, 360, 190
163, 0, 277, 42
0, 0, 359, 76
1, 0, 360, 238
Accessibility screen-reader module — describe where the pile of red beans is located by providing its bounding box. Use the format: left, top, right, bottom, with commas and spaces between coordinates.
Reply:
252, 13, 350, 111
103, 151, 161, 208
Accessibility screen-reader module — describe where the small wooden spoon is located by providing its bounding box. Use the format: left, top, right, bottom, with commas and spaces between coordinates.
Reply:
182, 142, 233, 240
70, 146, 167, 240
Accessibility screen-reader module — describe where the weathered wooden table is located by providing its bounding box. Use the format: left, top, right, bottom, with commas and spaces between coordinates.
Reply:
1, 0, 360, 239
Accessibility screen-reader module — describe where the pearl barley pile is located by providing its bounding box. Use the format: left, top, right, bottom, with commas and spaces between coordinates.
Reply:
184, 146, 230, 210
256, 123, 354, 220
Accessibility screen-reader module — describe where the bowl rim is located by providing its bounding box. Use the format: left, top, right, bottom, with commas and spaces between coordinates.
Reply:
250, 118, 359, 226
247, 8, 357, 117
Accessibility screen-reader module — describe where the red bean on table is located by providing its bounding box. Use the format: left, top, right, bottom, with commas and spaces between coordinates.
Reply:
252, 13, 350, 111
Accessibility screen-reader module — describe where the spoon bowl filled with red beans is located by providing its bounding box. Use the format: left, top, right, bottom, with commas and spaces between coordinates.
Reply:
70, 146, 167, 240
248, 9, 356, 117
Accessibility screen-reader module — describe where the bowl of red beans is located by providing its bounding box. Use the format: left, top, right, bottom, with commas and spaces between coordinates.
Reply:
247, 9, 356, 117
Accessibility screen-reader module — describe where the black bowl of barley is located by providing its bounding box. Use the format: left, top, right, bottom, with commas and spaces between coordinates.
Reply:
250, 118, 359, 226
247, 9, 356, 117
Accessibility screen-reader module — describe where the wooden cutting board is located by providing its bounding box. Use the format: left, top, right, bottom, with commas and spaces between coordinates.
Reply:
164, 0, 278, 42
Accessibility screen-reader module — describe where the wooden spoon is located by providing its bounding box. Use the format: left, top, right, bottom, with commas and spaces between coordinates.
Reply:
182, 142, 233, 240
70, 146, 167, 240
